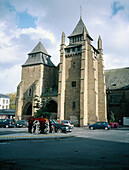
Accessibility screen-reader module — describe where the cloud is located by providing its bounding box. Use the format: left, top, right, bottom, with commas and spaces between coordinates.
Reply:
0, 65, 21, 94
0, 0, 129, 93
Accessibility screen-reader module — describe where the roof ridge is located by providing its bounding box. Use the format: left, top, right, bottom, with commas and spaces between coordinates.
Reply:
105, 67, 129, 72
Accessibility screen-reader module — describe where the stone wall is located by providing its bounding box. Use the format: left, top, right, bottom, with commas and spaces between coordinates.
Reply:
65, 54, 81, 124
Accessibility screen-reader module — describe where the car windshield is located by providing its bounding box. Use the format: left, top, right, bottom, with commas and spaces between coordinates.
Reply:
17, 120, 25, 123
63, 121, 69, 123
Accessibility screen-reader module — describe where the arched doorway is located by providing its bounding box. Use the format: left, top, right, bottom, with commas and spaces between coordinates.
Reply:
22, 102, 32, 120
46, 100, 57, 119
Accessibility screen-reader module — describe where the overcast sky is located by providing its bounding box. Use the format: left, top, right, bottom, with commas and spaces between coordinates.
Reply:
0, 0, 129, 94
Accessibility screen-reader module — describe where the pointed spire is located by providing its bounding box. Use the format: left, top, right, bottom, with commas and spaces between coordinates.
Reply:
80, 6, 82, 19
98, 35, 102, 49
61, 31, 65, 45
29, 41, 49, 55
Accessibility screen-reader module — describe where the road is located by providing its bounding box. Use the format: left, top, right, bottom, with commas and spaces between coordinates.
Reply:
0, 127, 129, 169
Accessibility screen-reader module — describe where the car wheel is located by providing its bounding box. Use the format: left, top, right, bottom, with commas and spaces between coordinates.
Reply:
57, 128, 62, 133
23, 125, 26, 128
105, 127, 108, 130
90, 127, 94, 130
5, 125, 9, 128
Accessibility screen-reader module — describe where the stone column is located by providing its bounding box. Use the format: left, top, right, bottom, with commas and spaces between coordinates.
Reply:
80, 27, 88, 126
58, 32, 66, 120
97, 36, 107, 121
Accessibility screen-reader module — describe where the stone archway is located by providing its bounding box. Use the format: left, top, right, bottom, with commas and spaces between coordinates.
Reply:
22, 102, 32, 120
46, 100, 57, 119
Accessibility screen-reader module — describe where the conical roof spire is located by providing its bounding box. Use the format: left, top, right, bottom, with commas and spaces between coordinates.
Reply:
22, 41, 55, 67
68, 18, 87, 37
29, 40, 49, 55
68, 18, 93, 41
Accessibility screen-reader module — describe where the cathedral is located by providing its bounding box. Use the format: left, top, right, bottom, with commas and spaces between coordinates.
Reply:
15, 17, 107, 126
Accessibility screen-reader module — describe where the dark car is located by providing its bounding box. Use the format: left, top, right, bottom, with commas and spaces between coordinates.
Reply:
50, 120, 72, 133
16, 120, 28, 128
89, 122, 111, 130
0, 119, 15, 128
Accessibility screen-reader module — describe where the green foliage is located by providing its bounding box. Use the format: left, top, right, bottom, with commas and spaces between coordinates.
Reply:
33, 89, 52, 118
7, 92, 16, 109
109, 111, 115, 122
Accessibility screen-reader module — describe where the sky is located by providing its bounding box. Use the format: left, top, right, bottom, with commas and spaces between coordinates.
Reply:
0, 0, 129, 94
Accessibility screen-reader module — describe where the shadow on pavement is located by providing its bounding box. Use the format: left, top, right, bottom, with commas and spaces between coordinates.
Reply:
0, 136, 129, 169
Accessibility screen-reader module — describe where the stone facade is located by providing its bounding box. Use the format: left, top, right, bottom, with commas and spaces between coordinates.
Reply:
15, 17, 107, 126
58, 18, 107, 126
15, 41, 57, 120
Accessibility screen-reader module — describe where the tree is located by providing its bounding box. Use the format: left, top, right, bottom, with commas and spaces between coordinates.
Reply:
109, 111, 115, 122
33, 89, 52, 118
7, 92, 16, 109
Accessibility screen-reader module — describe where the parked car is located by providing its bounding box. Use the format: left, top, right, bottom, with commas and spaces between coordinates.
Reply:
0, 119, 15, 128
50, 120, 72, 133
16, 120, 28, 128
89, 122, 111, 130
61, 120, 74, 128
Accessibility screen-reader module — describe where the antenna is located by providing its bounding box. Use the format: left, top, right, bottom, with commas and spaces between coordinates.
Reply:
80, 6, 82, 19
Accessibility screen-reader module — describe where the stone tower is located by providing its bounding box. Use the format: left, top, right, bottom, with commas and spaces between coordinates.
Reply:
15, 40, 57, 120
58, 17, 107, 126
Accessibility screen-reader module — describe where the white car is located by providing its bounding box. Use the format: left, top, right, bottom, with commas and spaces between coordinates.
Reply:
62, 120, 74, 128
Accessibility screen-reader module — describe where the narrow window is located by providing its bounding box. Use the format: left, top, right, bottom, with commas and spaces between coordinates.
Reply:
77, 47, 80, 51
29, 88, 32, 96
67, 49, 70, 53
72, 48, 75, 52
73, 62, 76, 68
72, 101, 76, 109
72, 81, 76, 87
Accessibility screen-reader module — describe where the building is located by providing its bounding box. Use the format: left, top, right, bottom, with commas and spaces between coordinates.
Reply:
0, 94, 10, 109
0, 109, 15, 119
105, 67, 129, 125
15, 40, 58, 121
15, 17, 107, 126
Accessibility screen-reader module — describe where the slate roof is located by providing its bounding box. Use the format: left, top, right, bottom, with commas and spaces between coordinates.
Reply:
68, 18, 93, 40
28, 41, 49, 55
22, 41, 55, 67
0, 94, 10, 99
105, 67, 129, 90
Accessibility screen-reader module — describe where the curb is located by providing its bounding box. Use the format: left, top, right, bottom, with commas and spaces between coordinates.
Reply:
0, 133, 74, 142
